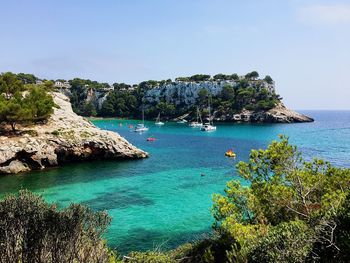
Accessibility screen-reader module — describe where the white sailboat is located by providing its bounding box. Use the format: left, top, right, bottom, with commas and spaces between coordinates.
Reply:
201, 97, 216, 132
177, 119, 188, 124
189, 107, 203, 128
155, 113, 164, 126
134, 105, 149, 132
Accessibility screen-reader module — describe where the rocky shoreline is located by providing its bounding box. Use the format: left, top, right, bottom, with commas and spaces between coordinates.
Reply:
172, 102, 313, 123
0, 92, 148, 174
213, 102, 314, 123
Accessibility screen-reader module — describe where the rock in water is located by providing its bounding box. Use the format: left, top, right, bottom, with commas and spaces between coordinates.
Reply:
247, 102, 314, 123
0, 92, 148, 174
215, 102, 313, 123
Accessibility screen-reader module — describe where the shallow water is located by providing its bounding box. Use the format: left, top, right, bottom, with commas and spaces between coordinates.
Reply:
0, 110, 349, 253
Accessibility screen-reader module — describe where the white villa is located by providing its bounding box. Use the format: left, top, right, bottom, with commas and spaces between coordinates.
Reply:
54, 81, 71, 89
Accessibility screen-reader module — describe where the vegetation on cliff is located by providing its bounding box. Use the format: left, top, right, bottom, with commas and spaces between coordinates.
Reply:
2, 71, 281, 121
0, 72, 54, 133
1, 137, 349, 262
74, 71, 280, 120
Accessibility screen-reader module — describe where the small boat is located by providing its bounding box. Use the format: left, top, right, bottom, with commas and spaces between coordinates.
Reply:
147, 137, 156, 141
134, 104, 149, 132
177, 119, 188, 124
225, 149, 236, 158
189, 122, 203, 128
189, 107, 203, 128
200, 97, 216, 132
155, 113, 164, 126
134, 123, 148, 132
201, 123, 217, 131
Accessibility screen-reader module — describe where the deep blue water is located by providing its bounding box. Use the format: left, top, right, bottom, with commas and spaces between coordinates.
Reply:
0, 110, 349, 253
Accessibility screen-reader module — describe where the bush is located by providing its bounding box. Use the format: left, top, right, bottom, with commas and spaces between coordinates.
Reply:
212, 136, 350, 261
246, 220, 314, 263
126, 251, 175, 263
0, 190, 111, 263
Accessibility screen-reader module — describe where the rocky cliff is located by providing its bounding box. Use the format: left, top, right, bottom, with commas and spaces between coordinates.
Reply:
213, 102, 313, 123
143, 80, 312, 123
62, 76, 313, 123
0, 92, 148, 174
144, 79, 275, 106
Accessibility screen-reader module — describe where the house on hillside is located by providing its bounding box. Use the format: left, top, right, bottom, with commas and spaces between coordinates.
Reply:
54, 81, 71, 89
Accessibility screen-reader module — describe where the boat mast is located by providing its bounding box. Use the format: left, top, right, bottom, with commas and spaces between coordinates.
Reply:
208, 96, 211, 125
196, 107, 199, 123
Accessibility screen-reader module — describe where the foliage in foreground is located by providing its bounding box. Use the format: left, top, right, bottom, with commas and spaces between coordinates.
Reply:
211, 135, 350, 262
0, 190, 111, 263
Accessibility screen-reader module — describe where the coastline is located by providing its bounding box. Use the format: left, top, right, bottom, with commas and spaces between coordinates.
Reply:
0, 92, 148, 174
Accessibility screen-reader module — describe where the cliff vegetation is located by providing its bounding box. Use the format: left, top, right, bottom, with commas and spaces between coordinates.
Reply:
3, 71, 313, 123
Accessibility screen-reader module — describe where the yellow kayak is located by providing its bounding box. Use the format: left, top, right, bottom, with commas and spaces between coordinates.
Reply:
225, 150, 236, 158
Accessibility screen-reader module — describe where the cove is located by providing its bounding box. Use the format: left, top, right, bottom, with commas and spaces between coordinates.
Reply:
0, 110, 349, 253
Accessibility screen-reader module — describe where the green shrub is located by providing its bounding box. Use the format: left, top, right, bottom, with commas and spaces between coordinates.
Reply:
0, 190, 111, 263
51, 130, 60, 136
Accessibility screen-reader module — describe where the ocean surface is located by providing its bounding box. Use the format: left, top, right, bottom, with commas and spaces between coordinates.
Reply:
0, 110, 350, 253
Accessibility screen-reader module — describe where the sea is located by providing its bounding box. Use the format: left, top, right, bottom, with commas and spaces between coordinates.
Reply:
0, 110, 349, 253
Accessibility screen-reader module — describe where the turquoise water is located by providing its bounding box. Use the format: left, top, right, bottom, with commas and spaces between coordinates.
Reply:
0, 111, 349, 253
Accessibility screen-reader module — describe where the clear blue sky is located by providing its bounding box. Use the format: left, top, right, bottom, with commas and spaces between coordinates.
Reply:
1, 0, 349, 109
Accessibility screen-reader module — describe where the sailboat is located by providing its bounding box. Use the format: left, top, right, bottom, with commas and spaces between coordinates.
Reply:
200, 97, 216, 132
176, 119, 188, 124
134, 105, 149, 132
189, 107, 203, 128
155, 113, 164, 126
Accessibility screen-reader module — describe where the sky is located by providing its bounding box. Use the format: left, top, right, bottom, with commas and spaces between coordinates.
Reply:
0, 0, 349, 109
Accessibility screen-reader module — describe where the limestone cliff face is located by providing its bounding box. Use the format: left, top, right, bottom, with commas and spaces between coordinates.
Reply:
143, 81, 313, 123
0, 92, 148, 174
66, 79, 312, 123
144, 80, 275, 106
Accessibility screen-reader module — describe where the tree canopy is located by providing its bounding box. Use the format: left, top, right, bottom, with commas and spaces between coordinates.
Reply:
212, 136, 350, 262
0, 72, 54, 133
245, 71, 259, 80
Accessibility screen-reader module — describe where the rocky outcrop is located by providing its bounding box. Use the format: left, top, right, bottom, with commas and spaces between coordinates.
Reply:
213, 102, 313, 123
0, 92, 147, 174
144, 80, 312, 123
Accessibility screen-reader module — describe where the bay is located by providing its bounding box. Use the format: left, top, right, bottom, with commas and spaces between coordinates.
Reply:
0, 110, 349, 253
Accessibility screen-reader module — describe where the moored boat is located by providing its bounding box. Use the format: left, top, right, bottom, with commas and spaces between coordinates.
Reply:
134, 104, 149, 132
200, 96, 216, 132
177, 119, 188, 124
135, 123, 149, 132
155, 113, 164, 126
189, 107, 203, 128
201, 123, 216, 131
